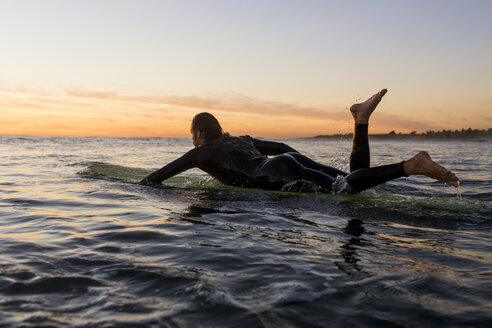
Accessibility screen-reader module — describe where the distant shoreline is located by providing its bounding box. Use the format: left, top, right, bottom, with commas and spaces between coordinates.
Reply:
310, 128, 492, 141
1, 128, 491, 141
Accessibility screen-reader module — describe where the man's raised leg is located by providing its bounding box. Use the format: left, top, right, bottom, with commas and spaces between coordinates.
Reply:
349, 89, 387, 172
345, 151, 459, 193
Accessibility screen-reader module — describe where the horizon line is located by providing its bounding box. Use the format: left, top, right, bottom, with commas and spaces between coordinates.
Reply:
2, 127, 491, 139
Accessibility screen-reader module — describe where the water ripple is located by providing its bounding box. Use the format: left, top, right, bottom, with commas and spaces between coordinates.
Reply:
0, 137, 490, 327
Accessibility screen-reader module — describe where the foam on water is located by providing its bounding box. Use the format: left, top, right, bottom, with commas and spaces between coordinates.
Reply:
332, 174, 350, 194
281, 179, 322, 193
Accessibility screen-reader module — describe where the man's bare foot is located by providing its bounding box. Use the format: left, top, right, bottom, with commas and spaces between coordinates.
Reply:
403, 151, 459, 187
350, 89, 387, 124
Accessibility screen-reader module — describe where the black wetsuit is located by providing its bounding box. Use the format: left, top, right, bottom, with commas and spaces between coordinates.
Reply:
141, 124, 408, 193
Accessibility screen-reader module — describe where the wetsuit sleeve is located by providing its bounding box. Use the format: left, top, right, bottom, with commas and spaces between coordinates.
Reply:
140, 149, 198, 185
252, 138, 299, 155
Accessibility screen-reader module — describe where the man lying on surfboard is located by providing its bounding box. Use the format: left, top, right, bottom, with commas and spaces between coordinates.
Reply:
140, 89, 459, 193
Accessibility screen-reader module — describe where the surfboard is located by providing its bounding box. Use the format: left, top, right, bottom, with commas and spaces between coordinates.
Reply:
81, 164, 487, 214
85, 163, 256, 191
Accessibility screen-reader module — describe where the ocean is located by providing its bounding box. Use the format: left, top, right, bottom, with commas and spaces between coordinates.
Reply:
0, 136, 491, 327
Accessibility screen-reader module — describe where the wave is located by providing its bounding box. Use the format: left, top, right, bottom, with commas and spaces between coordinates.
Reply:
1, 276, 106, 295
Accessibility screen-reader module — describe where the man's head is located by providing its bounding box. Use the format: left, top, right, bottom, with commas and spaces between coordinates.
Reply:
190, 112, 224, 147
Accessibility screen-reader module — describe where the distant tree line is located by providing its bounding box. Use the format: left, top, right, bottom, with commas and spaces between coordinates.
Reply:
313, 128, 492, 140
386, 128, 492, 139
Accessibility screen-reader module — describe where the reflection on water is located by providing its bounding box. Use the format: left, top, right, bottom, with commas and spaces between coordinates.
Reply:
0, 136, 491, 327
336, 219, 366, 276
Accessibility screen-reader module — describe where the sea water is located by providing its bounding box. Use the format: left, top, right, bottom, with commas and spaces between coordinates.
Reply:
0, 136, 490, 327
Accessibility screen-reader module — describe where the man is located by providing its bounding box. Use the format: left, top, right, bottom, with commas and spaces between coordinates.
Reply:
141, 89, 458, 193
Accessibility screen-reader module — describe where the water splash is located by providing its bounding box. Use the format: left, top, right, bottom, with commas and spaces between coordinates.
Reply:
281, 180, 322, 193
455, 183, 463, 200
332, 175, 351, 194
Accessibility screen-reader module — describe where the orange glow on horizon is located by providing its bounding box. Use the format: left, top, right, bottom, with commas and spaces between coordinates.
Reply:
1, 85, 490, 138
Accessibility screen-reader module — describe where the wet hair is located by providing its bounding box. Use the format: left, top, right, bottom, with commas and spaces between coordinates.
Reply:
190, 112, 224, 141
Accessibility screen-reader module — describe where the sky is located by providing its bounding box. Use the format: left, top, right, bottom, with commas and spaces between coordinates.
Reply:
0, 0, 490, 138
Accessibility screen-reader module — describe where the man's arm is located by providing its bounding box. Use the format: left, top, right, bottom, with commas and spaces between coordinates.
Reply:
252, 138, 299, 156
140, 149, 198, 185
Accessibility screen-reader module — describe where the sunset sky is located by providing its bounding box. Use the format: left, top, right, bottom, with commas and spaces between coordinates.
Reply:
1, 0, 490, 138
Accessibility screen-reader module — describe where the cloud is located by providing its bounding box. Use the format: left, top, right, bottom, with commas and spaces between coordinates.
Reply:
63, 86, 349, 121
63, 87, 118, 100
0, 85, 52, 95
1, 83, 467, 137
64, 86, 446, 134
